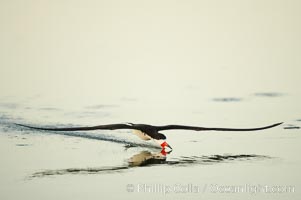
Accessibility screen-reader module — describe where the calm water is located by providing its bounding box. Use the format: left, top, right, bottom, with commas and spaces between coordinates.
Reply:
0, 91, 300, 200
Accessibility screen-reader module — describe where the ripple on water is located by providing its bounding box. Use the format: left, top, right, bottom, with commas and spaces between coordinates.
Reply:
283, 124, 300, 130
15, 144, 31, 147
167, 154, 270, 166
212, 97, 242, 102
254, 92, 284, 97
38, 107, 61, 111
84, 104, 119, 110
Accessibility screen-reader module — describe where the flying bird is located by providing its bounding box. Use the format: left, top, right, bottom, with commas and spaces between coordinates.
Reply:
15, 122, 283, 149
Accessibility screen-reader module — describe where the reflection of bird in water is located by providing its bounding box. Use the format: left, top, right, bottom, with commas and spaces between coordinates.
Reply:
128, 150, 171, 167
16, 122, 282, 150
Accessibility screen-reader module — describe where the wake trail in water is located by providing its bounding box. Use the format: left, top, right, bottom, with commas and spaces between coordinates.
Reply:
0, 119, 160, 149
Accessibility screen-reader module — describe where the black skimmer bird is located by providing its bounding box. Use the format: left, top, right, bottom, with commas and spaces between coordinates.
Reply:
16, 122, 282, 150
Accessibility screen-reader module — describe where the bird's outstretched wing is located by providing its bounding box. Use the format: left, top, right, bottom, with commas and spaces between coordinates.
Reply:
157, 122, 283, 131
15, 123, 134, 131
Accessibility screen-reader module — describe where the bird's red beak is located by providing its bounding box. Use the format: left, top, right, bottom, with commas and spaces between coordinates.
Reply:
160, 141, 172, 150
160, 141, 172, 156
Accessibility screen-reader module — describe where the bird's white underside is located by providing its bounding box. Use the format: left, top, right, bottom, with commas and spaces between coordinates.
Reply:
132, 130, 152, 140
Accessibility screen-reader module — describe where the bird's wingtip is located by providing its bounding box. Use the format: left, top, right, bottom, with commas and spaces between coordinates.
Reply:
14, 123, 24, 126
273, 122, 284, 127
14, 123, 29, 128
